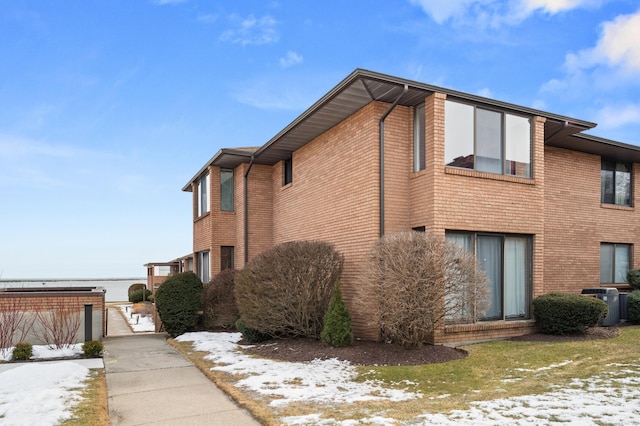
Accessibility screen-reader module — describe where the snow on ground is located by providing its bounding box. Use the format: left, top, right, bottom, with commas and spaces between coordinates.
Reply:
177, 332, 640, 425
0, 344, 93, 425
176, 331, 421, 407
118, 303, 155, 332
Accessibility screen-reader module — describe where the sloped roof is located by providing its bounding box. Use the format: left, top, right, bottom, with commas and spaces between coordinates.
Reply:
184, 69, 640, 191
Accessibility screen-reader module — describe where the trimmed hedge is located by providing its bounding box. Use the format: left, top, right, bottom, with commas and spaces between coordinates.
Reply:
202, 269, 240, 329
627, 270, 640, 290
155, 272, 203, 337
129, 288, 152, 303
235, 318, 271, 343
628, 290, 640, 324
532, 293, 608, 335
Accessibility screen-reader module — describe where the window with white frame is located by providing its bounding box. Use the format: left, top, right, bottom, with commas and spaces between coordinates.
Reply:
601, 160, 631, 206
600, 243, 631, 284
197, 173, 209, 217
446, 231, 532, 321
197, 251, 210, 283
445, 100, 532, 177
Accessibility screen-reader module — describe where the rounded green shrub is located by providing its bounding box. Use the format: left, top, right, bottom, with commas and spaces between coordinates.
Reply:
82, 340, 104, 358
129, 288, 152, 303
627, 270, 640, 290
321, 283, 353, 347
235, 318, 271, 343
627, 290, 640, 323
155, 271, 203, 337
235, 240, 343, 339
532, 293, 608, 335
202, 269, 240, 329
12, 342, 33, 361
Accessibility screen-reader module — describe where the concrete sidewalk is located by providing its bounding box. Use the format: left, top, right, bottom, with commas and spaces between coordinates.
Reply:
104, 333, 260, 425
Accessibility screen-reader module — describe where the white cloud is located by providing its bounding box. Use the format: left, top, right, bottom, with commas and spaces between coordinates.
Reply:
220, 14, 279, 46
595, 104, 640, 129
279, 51, 303, 68
565, 10, 640, 74
409, 0, 605, 27
476, 87, 494, 98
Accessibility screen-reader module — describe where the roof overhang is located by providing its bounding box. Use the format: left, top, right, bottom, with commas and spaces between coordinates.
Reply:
182, 147, 257, 192
547, 132, 640, 163
183, 69, 640, 191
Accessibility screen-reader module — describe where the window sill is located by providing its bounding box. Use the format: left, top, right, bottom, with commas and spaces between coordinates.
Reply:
410, 169, 428, 179
194, 212, 210, 222
281, 182, 293, 191
600, 203, 633, 211
445, 167, 535, 185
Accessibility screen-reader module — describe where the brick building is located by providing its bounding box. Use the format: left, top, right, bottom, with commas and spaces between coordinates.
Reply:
180, 69, 640, 344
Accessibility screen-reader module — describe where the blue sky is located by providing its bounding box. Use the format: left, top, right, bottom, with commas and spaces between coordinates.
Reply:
1, 0, 639, 279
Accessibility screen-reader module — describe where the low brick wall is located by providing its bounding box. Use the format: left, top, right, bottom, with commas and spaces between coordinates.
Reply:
0, 287, 106, 347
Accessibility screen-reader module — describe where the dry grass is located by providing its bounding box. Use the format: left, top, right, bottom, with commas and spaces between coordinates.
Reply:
61, 369, 109, 426
168, 326, 640, 424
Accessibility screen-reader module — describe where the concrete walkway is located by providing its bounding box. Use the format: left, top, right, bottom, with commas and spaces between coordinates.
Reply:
103, 308, 259, 425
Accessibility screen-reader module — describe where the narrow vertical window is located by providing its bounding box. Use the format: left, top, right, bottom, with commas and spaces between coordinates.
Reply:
198, 251, 210, 283
505, 114, 531, 177
414, 103, 426, 172
220, 169, 234, 211
283, 157, 293, 185
445, 101, 474, 169
197, 173, 209, 216
221, 246, 234, 271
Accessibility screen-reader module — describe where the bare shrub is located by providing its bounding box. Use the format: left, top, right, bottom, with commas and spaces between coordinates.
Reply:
235, 240, 344, 339
0, 298, 35, 357
202, 269, 240, 329
358, 232, 489, 349
35, 297, 82, 349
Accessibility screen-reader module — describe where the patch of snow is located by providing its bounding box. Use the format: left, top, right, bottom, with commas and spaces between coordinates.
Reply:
118, 304, 155, 332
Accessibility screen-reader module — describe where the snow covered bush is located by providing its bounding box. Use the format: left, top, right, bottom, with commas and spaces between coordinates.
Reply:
235, 240, 343, 339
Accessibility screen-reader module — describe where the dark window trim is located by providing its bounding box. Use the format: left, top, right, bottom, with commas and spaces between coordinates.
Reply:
601, 159, 632, 207
221, 246, 234, 271
283, 157, 293, 185
220, 168, 234, 212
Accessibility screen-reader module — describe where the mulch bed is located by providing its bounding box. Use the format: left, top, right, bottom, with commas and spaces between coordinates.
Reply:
240, 326, 620, 366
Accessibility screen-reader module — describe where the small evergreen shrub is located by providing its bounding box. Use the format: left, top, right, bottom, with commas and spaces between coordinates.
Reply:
627, 290, 640, 324
202, 269, 240, 329
235, 318, 271, 343
321, 283, 353, 347
12, 342, 33, 361
533, 293, 608, 335
627, 270, 640, 290
155, 271, 204, 337
129, 288, 152, 303
82, 340, 104, 358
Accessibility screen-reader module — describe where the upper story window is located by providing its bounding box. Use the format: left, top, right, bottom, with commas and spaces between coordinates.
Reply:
601, 160, 631, 206
445, 100, 531, 178
197, 173, 209, 217
220, 169, 234, 211
414, 103, 426, 172
283, 157, 293, 185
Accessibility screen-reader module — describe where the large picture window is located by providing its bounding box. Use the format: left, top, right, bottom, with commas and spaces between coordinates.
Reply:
600, 243, 631, 284
601, 160, 631, 206
446, 231, 532, 321
197, 173, 209, 217
445, 100, 531, 177
220, 169, 234, 211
